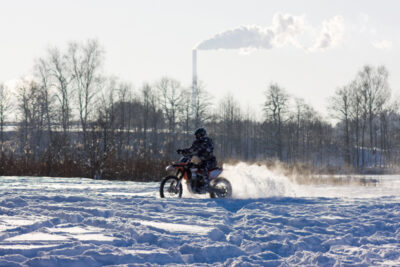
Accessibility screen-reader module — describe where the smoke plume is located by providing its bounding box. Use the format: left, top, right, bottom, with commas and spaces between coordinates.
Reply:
195, 13, 345, 52
312, 15, 346, 51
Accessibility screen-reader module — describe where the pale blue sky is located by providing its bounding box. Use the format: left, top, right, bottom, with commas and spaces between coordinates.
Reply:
0, 0, 399, 116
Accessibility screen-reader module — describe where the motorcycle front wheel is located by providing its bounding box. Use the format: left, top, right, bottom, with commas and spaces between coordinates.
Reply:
209, 177, 232, 198
160, 176, 183, 198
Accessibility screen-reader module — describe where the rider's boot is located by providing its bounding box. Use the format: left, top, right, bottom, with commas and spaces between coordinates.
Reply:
202, 170, 210, 190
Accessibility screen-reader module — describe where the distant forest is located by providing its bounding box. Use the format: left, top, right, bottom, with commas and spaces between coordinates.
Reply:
0, 39, 399, 180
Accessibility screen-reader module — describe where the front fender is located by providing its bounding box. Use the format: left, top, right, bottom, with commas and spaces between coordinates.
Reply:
165, 165, 175, 172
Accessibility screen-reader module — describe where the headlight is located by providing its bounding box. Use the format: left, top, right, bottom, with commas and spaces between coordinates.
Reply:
190, 156, 201, 165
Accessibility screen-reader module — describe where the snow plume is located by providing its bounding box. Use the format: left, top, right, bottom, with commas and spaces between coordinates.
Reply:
195, 13, 345, 53
224, 162, 297, 198
223, 162, 391, 199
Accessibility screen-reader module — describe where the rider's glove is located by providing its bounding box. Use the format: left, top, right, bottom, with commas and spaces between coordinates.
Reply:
177, 149, 183, 154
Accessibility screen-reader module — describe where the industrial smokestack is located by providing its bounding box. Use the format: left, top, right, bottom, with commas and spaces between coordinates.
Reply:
192, 49, 198, 117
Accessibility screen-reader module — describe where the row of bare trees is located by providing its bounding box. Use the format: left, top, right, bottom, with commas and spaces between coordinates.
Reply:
329, 65, 398, 170
0, 40, 399, 179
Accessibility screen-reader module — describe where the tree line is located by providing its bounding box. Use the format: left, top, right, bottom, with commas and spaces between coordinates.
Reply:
0, 39, 399, 180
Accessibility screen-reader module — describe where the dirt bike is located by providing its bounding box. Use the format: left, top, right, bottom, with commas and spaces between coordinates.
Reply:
159, 152, 232, 199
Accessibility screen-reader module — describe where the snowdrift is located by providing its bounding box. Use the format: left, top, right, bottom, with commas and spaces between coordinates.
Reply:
0, 164, 400, 266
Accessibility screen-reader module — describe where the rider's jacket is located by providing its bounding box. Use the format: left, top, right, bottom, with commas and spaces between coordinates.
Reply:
187, 136, 214, 161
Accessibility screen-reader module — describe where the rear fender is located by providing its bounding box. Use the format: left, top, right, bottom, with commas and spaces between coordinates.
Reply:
209, 168, 223, 179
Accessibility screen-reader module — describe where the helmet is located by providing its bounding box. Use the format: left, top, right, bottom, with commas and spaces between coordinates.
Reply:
194, 127, 207, 139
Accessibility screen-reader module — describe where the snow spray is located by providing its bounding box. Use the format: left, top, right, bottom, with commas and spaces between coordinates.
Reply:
223, 162, 297, 198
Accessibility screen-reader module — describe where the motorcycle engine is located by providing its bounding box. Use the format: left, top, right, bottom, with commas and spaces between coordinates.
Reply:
189, 173, 205, 193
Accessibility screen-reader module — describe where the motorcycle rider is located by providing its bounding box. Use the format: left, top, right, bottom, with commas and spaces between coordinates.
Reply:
177, 127, 217, 189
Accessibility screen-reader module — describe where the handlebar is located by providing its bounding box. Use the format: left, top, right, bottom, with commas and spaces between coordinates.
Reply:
177, 149, 192, 156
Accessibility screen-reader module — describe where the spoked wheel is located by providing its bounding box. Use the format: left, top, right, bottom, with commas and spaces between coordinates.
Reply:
209, 177, 232, 198
160, 176, 183, 198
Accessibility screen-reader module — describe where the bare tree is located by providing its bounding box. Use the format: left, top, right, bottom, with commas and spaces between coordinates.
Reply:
218, 93, 242, 159
115, 82, 133, 158
192, 81, 212, 128
88, 77, 118, 178
46, 47, 73, 138
16, 79, 50, 160
139, 83, 158, 154
157, 77, 183, 155
99, 78, 117, 153
143, 84, 163, 157
264, 83, 289, 161
33, 58, 58, 173
329, 86, 352, 165
358, 66, 390, 152
242, 106, 257, 161
180, 88, 192, 145
68, 39, 104, 148
293, 98, 306, 162
291, 98, 316, 163
0, 83, 12, 151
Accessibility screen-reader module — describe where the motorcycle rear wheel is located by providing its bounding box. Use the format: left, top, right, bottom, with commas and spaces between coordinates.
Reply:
209, 177, 232, 198
160, 176, 183, 198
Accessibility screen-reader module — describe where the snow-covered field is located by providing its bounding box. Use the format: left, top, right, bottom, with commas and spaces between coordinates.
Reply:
1, 163, 400, 266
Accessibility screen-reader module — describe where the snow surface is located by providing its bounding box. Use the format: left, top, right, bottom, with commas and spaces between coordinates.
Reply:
1, 163, 400, 266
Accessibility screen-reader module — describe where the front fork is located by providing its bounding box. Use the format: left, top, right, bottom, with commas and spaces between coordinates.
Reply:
173, 171, 183, 190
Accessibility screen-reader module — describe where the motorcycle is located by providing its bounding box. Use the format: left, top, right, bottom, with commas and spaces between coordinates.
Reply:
159, 152, 232, 198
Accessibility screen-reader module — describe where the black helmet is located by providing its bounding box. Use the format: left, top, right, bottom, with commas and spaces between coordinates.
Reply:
194, 127, 207, 139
